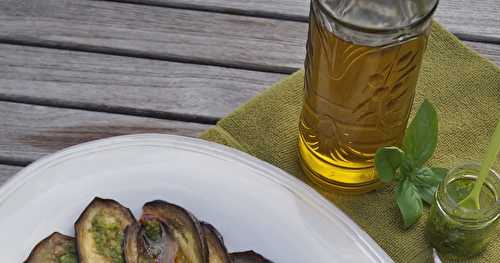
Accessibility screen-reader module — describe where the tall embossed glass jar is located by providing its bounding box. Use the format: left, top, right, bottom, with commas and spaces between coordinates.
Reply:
299, 0, 439, 193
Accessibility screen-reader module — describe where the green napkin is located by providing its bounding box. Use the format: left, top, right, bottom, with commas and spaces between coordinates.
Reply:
200, 22, 500, 262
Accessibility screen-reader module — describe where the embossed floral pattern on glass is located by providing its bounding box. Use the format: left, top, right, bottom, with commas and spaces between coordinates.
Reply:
298, 0, 433, 192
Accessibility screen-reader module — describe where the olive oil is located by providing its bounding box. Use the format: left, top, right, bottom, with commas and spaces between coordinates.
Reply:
299, 2, 430, 193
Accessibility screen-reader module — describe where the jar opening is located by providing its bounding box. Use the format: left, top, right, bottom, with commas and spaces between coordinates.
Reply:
440, 163, 500, 223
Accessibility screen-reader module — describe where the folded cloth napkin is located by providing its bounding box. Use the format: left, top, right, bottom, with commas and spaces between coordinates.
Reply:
200, 22, 500, 262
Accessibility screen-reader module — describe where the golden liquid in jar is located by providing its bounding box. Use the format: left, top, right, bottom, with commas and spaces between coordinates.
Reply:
299, 7, 430, 193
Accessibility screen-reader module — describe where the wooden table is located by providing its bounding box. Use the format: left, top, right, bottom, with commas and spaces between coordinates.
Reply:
0, 0, 499, 184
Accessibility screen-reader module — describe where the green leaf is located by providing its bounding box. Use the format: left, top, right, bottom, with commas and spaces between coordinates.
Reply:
403, 99, 438, 167
399, 155, 415, 178
415, 185, 436, 205
412, 167, 448, 204
414, 167, 442, 186
375, 147, 404, 183
396, 179, 423, 228
431, 167, 448, 180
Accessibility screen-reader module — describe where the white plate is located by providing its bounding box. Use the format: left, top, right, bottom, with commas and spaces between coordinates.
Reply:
0, 134, 391, 262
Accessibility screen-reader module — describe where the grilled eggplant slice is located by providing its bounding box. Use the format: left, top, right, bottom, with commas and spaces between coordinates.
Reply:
200, 223, 230, 263
142, 200, 208, 263
75, 197, 136, 263
124, 221, 179, 263
229, 251, 273, 263
25, 232, 77, 263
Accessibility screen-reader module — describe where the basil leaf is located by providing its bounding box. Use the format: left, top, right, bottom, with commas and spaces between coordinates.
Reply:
413, 167, 448, 204
414, 167, 442, 187
415, 185, 436, 205
403, 99, 438, 167
431, 167, 448, 181
396, 179, 423, 228
375, 147, 404, 183
399, 155, 415, 178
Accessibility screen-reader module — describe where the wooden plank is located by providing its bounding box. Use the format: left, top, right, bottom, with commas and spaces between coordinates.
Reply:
0, 0, 307, 73
0, 165, 22, 187
0, 102, 211, 164
434, 0, 500, 42
0, 41, 497, 128
120, 0, 500, 41
464, 41, 500, 66
0, 0, 500, 73
0, 44, 284, 121
109, 0, 310, 21
1, 0, 498, 75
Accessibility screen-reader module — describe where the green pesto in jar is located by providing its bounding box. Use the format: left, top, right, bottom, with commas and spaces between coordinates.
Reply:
90, 213, 125, 263
57, 242, 77, 263
425, 177, 499, 259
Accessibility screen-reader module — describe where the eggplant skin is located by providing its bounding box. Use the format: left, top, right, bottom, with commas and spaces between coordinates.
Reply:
142, 200, 208, 263
229, 251, 273, 263
123, 222, 142, 263
200, 223, 230, 263
75, 197, 136, 263
24, 232, 76, 263
124, 221, 180, 263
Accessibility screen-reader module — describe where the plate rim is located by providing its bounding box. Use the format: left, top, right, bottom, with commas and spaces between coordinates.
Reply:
0, 134, 392, 262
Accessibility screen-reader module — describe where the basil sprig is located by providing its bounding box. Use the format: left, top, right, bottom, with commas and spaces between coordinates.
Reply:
375, 99, 447, 228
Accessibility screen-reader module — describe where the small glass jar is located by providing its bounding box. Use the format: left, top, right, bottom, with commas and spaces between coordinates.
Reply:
425, 163, 500, 259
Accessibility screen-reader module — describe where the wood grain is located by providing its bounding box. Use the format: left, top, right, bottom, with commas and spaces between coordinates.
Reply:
0, 44, 284, 121
0, 101, 211, 164
0, 164, 22, 187
113, 0, 500, 42
0, 41, 496, 127
107, 0, 310, 21
1, 0, 498, 75
433, 0, 500, 42
0, 0, 306, 73
464, 41, 500, 66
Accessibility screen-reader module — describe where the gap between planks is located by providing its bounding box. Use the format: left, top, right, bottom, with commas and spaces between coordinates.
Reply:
0, 40, 497, 127
0, 101, 212, 165
0, 94, 220, 125
102, 0, 500, 44
0, 38, 296, 75
2, 0, 498, 77
0, 43, 286, 122
100, 0, 309, 22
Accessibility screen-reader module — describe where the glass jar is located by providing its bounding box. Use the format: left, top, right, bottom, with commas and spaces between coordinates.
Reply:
298, 0, 439, 193
425, 163, 500, 259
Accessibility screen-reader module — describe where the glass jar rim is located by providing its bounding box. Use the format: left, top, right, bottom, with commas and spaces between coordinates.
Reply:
316, 0, 439, 34
440, 162, 500, 224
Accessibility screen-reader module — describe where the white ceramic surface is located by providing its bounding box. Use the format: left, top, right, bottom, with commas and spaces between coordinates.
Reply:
0, 134, 392, 262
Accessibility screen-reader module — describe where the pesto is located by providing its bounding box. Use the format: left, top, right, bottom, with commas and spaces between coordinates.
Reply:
90, 213, 125, 263
139, 219, 179, 262
425, 179, 498, 259
143, 220, 162, 242
57, 243, 77, 263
